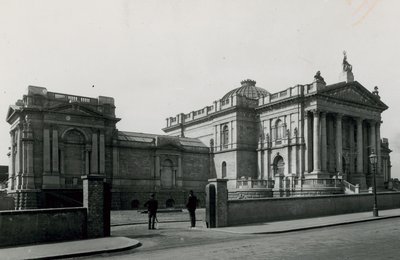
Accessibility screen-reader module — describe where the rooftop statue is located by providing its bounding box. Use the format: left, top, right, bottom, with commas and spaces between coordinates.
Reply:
343, 51, 353, 72
314, 71, 325, 83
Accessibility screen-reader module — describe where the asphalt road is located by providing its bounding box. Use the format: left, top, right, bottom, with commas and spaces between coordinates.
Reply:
83, 217, 400, 260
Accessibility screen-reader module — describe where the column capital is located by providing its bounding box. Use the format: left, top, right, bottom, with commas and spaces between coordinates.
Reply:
367, 119, 378, 125
354, 117, 364, 123
335, 113, 344, 119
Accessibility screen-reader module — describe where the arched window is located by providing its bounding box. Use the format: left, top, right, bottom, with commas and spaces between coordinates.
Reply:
222, 161, 227, 178
222, 125, 229, 149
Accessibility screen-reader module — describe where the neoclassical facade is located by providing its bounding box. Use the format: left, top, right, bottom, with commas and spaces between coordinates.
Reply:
6, 87, 210, 209
5, 56, 393, 208
164, 57, 391, 195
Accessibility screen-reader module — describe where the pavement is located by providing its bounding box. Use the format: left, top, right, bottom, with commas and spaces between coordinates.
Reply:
1, 208, 400, 260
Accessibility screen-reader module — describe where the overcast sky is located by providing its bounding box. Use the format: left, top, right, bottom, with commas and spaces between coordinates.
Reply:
1, 0, 399, 178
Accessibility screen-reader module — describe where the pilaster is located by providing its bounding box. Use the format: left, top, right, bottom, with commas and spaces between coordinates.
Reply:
52, 129, 59, 173
99, 133, 105, 174
91, 133, 98, 174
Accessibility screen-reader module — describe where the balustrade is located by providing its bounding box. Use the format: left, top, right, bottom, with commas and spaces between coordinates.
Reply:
236, 178, 274, 189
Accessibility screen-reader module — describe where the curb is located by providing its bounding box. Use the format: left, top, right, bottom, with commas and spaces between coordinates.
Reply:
112, 219, 204, 227
21, 238, 141, 260
218, 214, 400, 235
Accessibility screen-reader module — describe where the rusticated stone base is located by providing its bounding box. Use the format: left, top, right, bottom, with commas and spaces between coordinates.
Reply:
8, 189, 40, 209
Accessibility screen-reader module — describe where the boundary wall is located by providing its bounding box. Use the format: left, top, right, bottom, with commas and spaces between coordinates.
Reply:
0, 174, 109, 247
228, 192, 400, 226
205, 179, 400, 227
0, 208, 86, 247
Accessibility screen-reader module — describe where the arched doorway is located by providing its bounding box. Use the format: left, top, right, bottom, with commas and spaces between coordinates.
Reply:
161, 159, 174, 188
273, 155, 284, 176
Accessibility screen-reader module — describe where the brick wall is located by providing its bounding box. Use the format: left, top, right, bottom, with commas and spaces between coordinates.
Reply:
83, 175, 107, 238
0, 208, 86, 247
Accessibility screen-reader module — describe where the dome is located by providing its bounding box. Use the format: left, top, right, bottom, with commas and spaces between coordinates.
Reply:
221, 79, 269, 100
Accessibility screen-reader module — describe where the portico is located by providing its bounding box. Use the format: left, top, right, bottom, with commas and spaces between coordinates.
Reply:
303, 108, 383, 190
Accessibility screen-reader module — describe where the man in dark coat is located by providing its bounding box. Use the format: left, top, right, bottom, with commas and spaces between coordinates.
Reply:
144, 193, 158, 230
186, 190, 198, 228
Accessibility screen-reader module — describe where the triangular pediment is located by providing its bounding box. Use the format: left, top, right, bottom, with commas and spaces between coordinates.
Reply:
48, 103, 103, 117
319, 82, 388, 111
6, 105, 21, 122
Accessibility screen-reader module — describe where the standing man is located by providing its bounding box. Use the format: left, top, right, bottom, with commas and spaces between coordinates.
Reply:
144, 193, 158, 230
186, 190, 198, 228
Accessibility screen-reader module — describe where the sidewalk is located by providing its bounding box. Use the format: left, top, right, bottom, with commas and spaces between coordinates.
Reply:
214, 208, 400, 234
0, 208, 399, 259
0, 237, 140, 260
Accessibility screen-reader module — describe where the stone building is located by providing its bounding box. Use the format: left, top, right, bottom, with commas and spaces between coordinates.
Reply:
6, 87, 210, 209
5, 54, 393, 208
163, 55, 392, 196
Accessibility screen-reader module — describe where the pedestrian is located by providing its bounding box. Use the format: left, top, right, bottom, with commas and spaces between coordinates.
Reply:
186, 190, 198, 228
144, 193, 158, 230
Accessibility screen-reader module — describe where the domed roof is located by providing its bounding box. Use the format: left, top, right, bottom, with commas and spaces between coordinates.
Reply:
222, 79, 269, 100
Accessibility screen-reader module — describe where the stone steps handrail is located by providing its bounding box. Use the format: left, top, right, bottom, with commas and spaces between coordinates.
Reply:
342, 180, 360, 194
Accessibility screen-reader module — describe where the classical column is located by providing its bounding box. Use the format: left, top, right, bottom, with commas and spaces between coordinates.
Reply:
349, 122, 355, 174
303, 112, 311, 173
257, 150, 263, 179
369, 121, 376, 174
356, 118, 363, 174
16, 128, 22, 190
24, 122, 35, 189
376, 122, 382, 175
52, 129, 59, 173
91, 133, 98, 174
321, 112, 327, 172
336, 114, 343, 174
369, 121, 376, 154
312, 110, 321, 173
328, 119, 335, 172
10, 131, 15, 190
